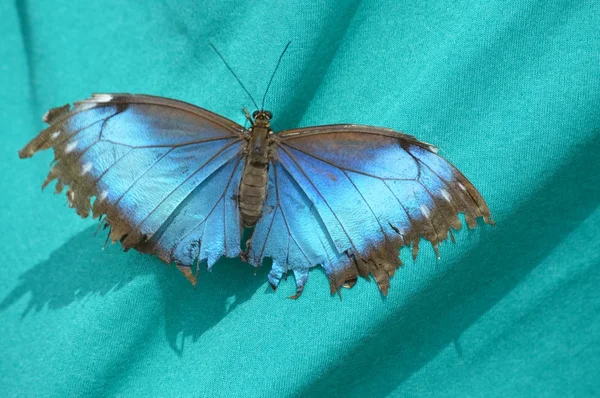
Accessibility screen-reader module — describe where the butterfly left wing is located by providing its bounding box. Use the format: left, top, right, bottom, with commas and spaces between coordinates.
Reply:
20, 94, 246, 281
247, 125, 492, 297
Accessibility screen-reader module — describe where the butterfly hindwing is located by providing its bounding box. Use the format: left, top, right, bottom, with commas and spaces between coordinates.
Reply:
248, 125, 493, 297
20, 94, 246, 281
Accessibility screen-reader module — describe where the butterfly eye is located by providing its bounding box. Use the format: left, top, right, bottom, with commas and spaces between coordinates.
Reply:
264, 111, 272, 120
252, 110, 260, 119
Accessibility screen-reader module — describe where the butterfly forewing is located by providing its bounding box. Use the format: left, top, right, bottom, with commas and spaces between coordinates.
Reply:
247, 125, 493, 296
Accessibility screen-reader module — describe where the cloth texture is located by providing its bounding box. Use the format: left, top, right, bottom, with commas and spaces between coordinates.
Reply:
1, 1, 599, 396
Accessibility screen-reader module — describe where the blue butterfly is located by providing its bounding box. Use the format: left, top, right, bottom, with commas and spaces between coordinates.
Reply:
19, 91, 493, 298
19, 44, 492, 297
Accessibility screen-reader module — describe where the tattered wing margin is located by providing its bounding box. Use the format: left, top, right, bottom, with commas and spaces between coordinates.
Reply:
20, 96, 137, 237
264, 151, 494, 299
18, 94, 202, 285
268, 212, 493, 299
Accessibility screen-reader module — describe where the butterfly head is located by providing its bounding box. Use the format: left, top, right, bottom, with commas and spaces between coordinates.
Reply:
252, 110, 272, 128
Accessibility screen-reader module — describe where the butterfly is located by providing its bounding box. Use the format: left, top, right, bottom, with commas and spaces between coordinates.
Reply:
19, 46, 493, 298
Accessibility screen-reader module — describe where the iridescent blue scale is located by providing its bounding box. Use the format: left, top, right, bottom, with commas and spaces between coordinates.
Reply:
20, 93, 493, 298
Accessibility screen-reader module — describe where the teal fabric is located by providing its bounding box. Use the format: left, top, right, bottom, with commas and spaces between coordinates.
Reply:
1, 1, 599, 396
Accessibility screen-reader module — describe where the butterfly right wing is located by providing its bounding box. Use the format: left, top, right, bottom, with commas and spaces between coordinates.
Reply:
246, 124, 492, 297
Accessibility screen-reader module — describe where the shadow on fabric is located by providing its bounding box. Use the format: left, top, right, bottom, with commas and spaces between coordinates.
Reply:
0, 227, 270, 355
296, 132, 600, 397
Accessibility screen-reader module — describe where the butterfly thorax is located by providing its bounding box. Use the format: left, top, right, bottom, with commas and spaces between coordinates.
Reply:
239, 111, 273, 227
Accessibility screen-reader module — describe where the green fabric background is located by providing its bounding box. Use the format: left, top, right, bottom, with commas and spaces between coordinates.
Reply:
1, 1, 599, 396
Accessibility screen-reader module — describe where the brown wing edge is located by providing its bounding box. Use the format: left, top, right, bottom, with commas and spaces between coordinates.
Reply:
277, 123, 438, 151
329, 177, 494, 297
19, 93, 245, 160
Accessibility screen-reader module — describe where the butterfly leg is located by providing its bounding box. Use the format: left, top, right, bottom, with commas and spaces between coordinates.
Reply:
242, 107, 254, 127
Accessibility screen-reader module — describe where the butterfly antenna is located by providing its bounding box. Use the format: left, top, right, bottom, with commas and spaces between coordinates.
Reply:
210, 43, 259, 110
261, 41, 291, 110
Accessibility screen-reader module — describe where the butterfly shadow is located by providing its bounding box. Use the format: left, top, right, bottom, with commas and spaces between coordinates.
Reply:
156, 253, 271, 355
0, 226, 270, 355
297, 132, 600, 397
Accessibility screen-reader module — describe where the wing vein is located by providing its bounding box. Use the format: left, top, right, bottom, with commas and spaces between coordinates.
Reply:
278, 126, 422, 143
255, 206, 279, 264
171, 155, 243, 257
136, 139, 243, 229
382, 180, 414, 235
271, 163, 311, 264
342, 170, 387, 239
276, 143, 359, 254
68, 137, 102, 166
416, 179, 453, 232
82, 100, 244, 135
252, 162, 313, 265
92, 147, 135, 186
113, 147, 177, 206
51, 118, 107, 150
417, 157, 480, 215
100, 136, 235, 149
279, 141, 415, 181
49, 98, 244, 137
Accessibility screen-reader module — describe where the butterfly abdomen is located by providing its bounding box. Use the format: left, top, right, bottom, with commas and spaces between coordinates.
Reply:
239, 126, 271, 227
239, 164, 269, 227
